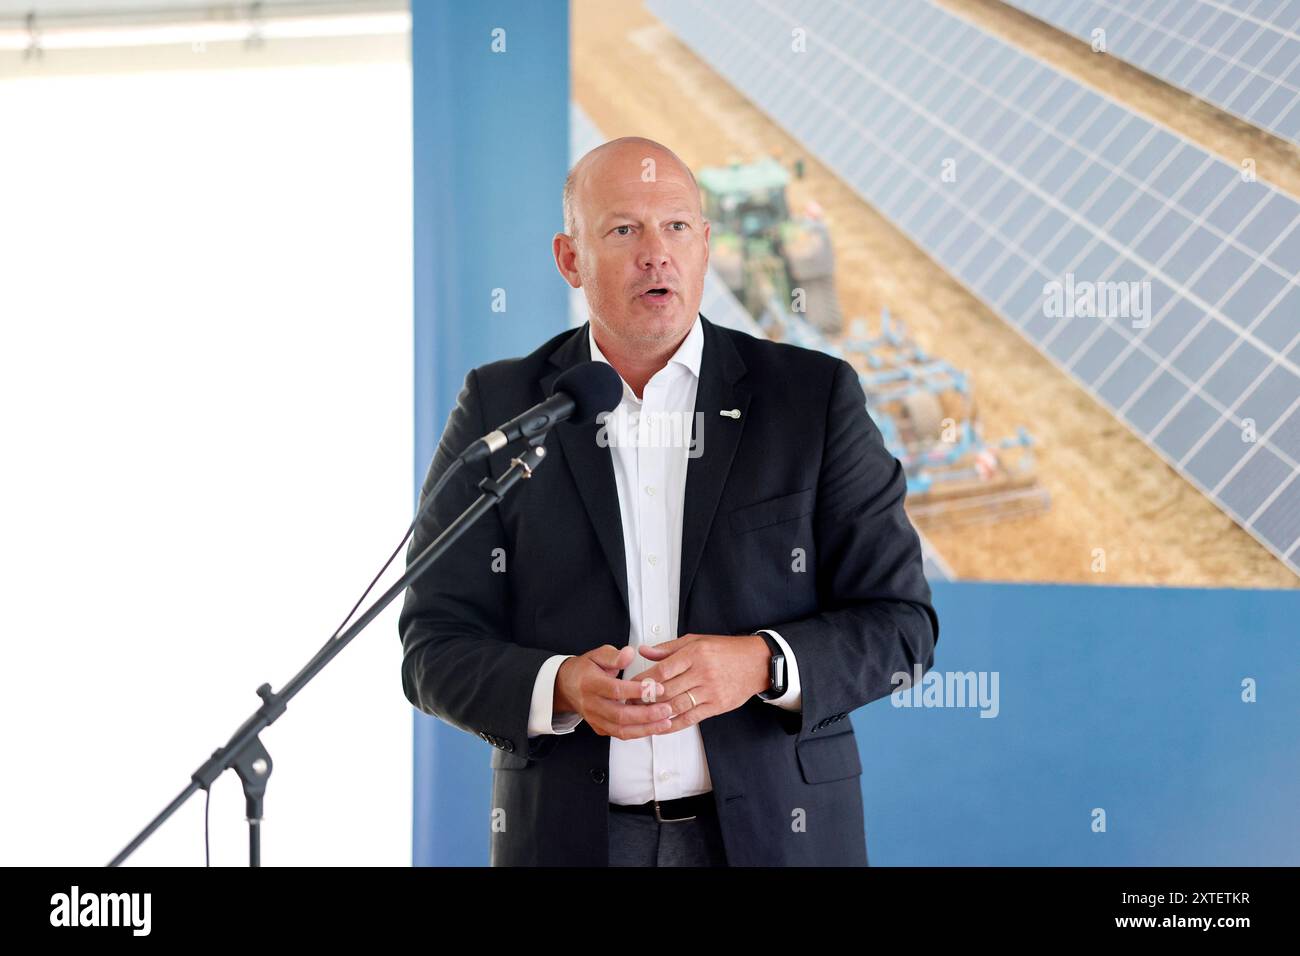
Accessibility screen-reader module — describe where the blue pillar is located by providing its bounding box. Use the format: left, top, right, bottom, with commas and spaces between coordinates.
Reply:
410, 0, 570, 866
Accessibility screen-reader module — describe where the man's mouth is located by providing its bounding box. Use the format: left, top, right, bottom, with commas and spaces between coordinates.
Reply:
639, 288, 673, 299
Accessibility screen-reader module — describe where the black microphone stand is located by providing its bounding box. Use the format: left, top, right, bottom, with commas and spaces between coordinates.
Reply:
107, 440, 549, 867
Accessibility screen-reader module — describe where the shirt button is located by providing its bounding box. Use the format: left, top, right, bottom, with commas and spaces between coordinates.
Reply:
659, 771, 672, 782
645, 485, 655, 495
652, 624, 662, 635
647, 553, 658, 565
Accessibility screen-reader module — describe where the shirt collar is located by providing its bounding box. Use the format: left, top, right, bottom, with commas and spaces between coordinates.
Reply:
587, 313, 703, 399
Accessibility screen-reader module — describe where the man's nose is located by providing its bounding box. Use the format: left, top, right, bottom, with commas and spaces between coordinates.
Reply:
637, 231, 670, 269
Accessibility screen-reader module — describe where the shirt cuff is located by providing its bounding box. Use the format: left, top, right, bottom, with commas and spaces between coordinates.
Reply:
527, 654, 583, 737
757, 629, 802, 712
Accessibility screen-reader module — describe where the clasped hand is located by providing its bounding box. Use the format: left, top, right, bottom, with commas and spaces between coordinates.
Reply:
554, 634, 770, 739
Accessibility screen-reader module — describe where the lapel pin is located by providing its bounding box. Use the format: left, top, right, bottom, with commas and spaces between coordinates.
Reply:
720, 408, 741, 419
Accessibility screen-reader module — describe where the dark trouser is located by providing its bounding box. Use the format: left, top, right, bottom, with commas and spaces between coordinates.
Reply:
607, 798, 728, 866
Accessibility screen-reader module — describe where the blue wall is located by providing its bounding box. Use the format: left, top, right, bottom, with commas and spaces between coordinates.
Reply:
865, 581, 1300, 865
411, 0, 570, 866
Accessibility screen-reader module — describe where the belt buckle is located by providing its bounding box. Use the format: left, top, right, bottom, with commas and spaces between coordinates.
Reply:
654, 799, 696, 823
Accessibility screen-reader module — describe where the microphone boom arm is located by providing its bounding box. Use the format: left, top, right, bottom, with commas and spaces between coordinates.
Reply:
108, 442, 549, 867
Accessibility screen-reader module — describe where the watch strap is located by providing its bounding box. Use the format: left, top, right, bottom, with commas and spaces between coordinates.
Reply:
755, 630, 787, 700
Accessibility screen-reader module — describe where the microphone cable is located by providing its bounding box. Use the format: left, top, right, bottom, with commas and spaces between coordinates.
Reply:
203, 457, 464, 866
325, 456, 466, 645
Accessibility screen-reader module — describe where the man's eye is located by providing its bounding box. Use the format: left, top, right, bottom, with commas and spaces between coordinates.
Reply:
613, 225, 632, 236
670, 221, 688, 231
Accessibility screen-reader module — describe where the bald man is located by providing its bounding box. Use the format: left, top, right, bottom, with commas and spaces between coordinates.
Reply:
398, 137, 938, 866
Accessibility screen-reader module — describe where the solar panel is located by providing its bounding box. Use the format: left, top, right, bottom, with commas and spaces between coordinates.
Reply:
1004, 0, 1300, 146
647, 0, 1300, 577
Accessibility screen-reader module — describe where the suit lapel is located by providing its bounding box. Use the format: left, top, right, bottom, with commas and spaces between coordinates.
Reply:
537, 314, 750, 631
539, 323, 631, 616
677, 316, 750, 629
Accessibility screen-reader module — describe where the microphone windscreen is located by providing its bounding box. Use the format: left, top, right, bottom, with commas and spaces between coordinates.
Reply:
552, 361, 624, 426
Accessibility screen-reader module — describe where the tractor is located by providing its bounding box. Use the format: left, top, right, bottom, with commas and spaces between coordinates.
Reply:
697, 157, 843, 335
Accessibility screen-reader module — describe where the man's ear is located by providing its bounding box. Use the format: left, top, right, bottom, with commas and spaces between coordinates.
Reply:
552, 233, 582, 289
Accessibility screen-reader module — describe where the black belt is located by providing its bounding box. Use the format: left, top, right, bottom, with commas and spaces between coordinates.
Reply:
609, 793, 715, 823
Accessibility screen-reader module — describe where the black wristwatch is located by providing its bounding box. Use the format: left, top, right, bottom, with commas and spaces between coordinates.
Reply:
755, 631, 788, 701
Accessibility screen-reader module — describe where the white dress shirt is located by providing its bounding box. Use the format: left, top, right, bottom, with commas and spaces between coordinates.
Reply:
525, 312, 802, 806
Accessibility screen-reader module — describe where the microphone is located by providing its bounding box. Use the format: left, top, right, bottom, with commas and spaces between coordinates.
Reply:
457, 361, 623, 464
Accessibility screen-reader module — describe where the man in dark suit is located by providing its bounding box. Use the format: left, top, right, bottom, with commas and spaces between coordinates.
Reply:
398, 137, 938, 866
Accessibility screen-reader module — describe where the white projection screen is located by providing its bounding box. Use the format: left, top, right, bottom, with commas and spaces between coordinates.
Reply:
0, 30, 413, 865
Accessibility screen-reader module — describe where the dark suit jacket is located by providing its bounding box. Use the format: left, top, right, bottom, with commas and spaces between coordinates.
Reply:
398, 313, 939, 866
